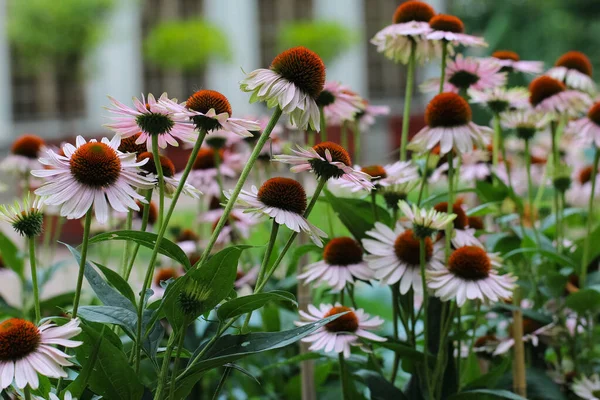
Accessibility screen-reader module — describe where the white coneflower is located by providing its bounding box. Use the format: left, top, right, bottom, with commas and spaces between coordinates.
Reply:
298, 237, 372, 292
0, 318, 82, 390
335, 162, 419, 193
567, 101, 600, 148
432, 201, 483, 248
426, 14, 487, 48
226, 177, 327, 246
295, 303, 386, 358
136, 152, 201, 198
572, 374, 600, 400
398, 200, 456, 238
0, 194, 44, 238
421, 55, 506, 94
489, 50, 543, 74
547, 51, 596, 94
528, 76, 591, 118
185, 148, 241, 198
240, 46, 326, 131
317, 81, 365, 126
427, 246, 516, 306
0, 134, 45, 174
469, 87, 530, 114
31, 136, 155, 224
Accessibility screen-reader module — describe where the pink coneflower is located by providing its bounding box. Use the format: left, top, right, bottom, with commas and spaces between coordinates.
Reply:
151, 267, 182, 299
501, 109, 551, 141
201, 201, 255, 245
0, 134, 45, 174
469, 87, 530, 114
355, 101, 390, 131
426, 14, 487, 48
226, 177, 327, 246
421, 55, 506, 94
336, 162, 419, 193
529, 76, 591, 117
0, 318, 81, 390
298, 237, 372, 292
547, 51, 596, 94
493, 318, 554, 355
566, 164, 600, 207
567, 102, 600, 147
437, 149, 491, 183
427, 246, 516, 306
408, 93, 492, 155
137, 152, 201, 199
185, 148, 241, 198
295, 303, 386, 358
489, 50, 543, 74
370, 0, 437, 64
274, 142, 373, 190
32, 136, 155, 224
240, 47, 326, 130
105, 93, 196, 151
433, 201, 483, 248
317, 82, 365, 126
362, 222, 445, 293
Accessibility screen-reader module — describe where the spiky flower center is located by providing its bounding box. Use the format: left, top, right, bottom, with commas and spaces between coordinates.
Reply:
270, 47, 326, 99
324, 306, 359, 333
12, 209, 44, 238
556, 51, 593, 77
448, 246, 491, 280
492, 51, 520, 62
118, 133, 147, 156
257, 177, 307, 215
425, 93, 472, 128
154, 267, 179, 286
429, 14, 464, 33
0, 319, 40, 361
467, 216, 484, 230
448, 70, 480, 90
177, 228, 199, 242
309, 142, 352, 180
135, 111, 174, 136
515, 126, 537, 141
192, 148, 220, 170
587, 102, 600, 126
393, 0, 435, 24
323, 237, 363, 266
316, 90, 335, 107
394, 230, 432, 266
529, 76, 566, 107
186, 90, 232, 132
70, 142, 121, 188
434, 201, 467, 230
11, 135, 45, 158
137, 152, 176, 178
361, 165, 387, 180
578, 166, 594, 185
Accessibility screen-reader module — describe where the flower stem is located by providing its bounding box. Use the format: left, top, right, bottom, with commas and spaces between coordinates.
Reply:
212, 367, 232, 400
581, 147, 600, 286
124, 189, 154, 282
338, 352, 350, 400
341, 122, 348, 150
390, 283, 401, 383
400, 41, 416, 162
24, 386, 32, 400
72, 209, 93, 319
154, 329, 177, 400
370, 190, 379, 221
151, 135, 165, 232
524, 139, 541, 245
213, 149, 225, 202
353, 120, 361, 164
120, 210, 133, 277
28, 238, 40, 323
492, 113, 501, 186
419, 237, 432, 397
439, 42, 448, 94
445, 151, 455, 260
319, 106, 327, 143
417, 151, 431, 206
168, 319, 188, 400
195, 108, 283, 268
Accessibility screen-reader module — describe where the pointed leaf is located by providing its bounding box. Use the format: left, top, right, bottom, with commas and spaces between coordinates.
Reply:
447, 389, 527, 400
217, 291, 297, 321
354, 370, 408, 400
0, 230, 24, 278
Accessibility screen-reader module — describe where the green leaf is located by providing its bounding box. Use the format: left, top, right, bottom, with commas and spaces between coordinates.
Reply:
86, 230, 191, 269
39, 292, 75, 316
94, 263, 137, 306
376, 340, 435, 366
503, 247, 578, 269
72, 323, 144, 400
285, 243, 321, 276
161, 246, 245, 332
173, 312, 346, 398
0, 230, 24, 278
261, 352, 324, 371
464, 357, 511, 390
421, 188, 477, 206
447, 389, 527, 400
354, 369, 408, 400
466, 201, 502, 216
322, 189, 391, 241
0, 295, 22, 317
217, 291, 297, 321
565, 288, 600, 314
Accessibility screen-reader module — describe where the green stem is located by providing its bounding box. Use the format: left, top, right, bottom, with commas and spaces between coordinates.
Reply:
154, 330, 177, 400
49, 216, 65, 263
72, 210, 93, 318
151, 135, 165, 232
319, 106, 327, 143
467, 301, 481, 358
182, 320, 234, 377
168, 320, 188, 400
456, 307, 462, 389
124, 189, 154, 282
338, 352, 350, 400
213, 149, 225, 202
196, 108, 283, 268
390, 283, 401, 383
445, 152, 455, 260
134, 129, 207, 372
492, 114, 501, 186
439, 42, 448, 94
212, 367, 232, 400
370, 190, 379, 221
419, 237, 432, 397
524, 139, 541, 245
417, 152, 431, 206
400, 41, 416, 161
42, 214, 54, 262
24, 386, 32, 400
353, 120, 361, 164
120, 210, 133, 277
341, 122, 348, 150
28, 238, 40, 323
581, 147, 600, 285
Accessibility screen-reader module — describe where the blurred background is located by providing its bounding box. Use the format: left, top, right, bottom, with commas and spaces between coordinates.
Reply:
1, 0, 599, 159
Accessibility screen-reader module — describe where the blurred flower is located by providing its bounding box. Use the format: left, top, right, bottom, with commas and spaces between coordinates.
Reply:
501, 109, 550, 141
399, 200, 456, 238
317, 81, 365, 126
489, 50, 543, 74
571, 374, 600, 400
355, 101, 390, 131
469, 87, 530, 114
295, 303, 385, 358
529, 76, 591, 118
0, 194, 44, 238
426, 14, 487, 48
566, 164, 600, 207
336, 162, 419, 193
493, 319, 555, 355
421, 55, 506, 94
567, 102, 600, 148
546, 51, 596, 94
186, 148, 241, 198
0, 134, 45, 174
32, 136, 154, 224
137, 152, 201, 199
151, 267, 182, 299
433, 201, 483, 248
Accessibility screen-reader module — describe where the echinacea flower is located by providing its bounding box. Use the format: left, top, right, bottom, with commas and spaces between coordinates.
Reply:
399, 200, 456, 238
469, 87, 530, 114
181, 89, 260, 137
547, 51, 596, 94
298, 237, 373, 292
0, 134, 45, 174
336, 162, 419, 192
0, 194, 44, 238
567, 102, 600, 148
226, 177, 327, 246
0, 318, 82, 390
501, 109, 550, 141
151, 267, 182, 299
433, 201, 483, 248
529, 76, 591, 118
408, 92, 492, 155
355, 101, 390, 131
566, 164, 600, 208
235, 266, 259, 291
489, 50, 543, 74
421, 55, 506, 94
137, 152, 201, 198
572, 375, 600, 400
427, 246, 516, 306
32, 136, 155, 224
200, 199, 255, 245
240, 46, 326, 130
295, 303, 386, 358
36, 391, 76, 400
186, 148, 241, 198
493, 318, 555, 356
362, 222, 445, 293
105, 93, 196, 151
426, 14, 487, 48
117, 133, 148, 156
274, 141, 373, 190
317, 81, 365, 126
437, 149, 492, 183
370, 0, 437, 64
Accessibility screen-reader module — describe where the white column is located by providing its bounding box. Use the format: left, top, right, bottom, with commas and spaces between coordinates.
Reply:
85, 0, 143, 131
204, 0, 260, 116
313, 0, 366, 96
0, 0, 13, 146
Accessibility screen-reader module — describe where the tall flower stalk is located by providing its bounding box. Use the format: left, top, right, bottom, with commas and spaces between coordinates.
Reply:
581, 147, 600, 285
400, 41, 417, 161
